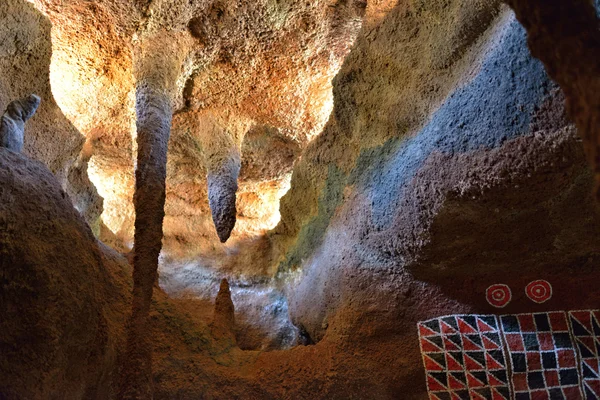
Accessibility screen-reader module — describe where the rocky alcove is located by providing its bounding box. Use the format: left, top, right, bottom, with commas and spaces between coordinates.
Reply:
1, 0, 599, 399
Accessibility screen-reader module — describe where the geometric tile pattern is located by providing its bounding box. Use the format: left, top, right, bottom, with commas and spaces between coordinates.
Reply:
569, 310, 600, 399
419, 315, 511, 400
419, 311, 600, 400
500, 312, 583, 399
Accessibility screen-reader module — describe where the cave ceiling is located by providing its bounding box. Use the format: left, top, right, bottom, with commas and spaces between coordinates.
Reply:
28, 0, 366, 263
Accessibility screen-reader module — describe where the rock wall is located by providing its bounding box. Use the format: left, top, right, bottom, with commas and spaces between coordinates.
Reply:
1, 0, 599, 399
0, 0, 102, 229
0, 149, 123, 399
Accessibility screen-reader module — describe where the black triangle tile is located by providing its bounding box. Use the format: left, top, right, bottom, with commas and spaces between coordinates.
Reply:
595, 339, 600, 356
447, 334, 463, 348
479, 315, 498, 330
471, 371, 488, 386
465, 334, 483, 348
424, 319, 441, 334
449, 352, 465, 366
583, 362, 598, 379
455, 390, 470, 400
442, 316, 459, 331
461, 315, 478, 331
483, 332, 501, 346
426, 335, 444, 350
593, 313, 600, 336
433, 392, 451, 400
585, 385, 599, 400
473, 387, 492, 400
578, 341, 596, 358
451, 371, 466, 384
489, 369, 508, 384
430, 372, 448, 387
429, 353, 447, 369
496, 387, 510, 399
488, 350, 505, 365
571, 316, 592, 336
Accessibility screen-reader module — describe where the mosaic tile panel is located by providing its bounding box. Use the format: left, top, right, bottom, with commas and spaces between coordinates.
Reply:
569, 310, 600, 399
419, 315, 511, 400
499, 312, 583, 399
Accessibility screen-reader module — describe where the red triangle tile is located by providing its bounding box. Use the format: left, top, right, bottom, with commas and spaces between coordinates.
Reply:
444, 337, 460, 351
450, 393, 462, 400
587, 380, 600, 396
462, 335, 483, 351
483, 335, 500, 350
467, 373, 485, 388
441, 320, 458, 335
492, 388, 508, 400
448, 374, 466, 390
585, 358, 599, 374
488, 373, 505, 387
477, 318, 495, 333
572, 311, 593, 331
469, 389, 486, 399
464, 354, 485, 370
579, 337, 598, 356
585, 379, 600, 396
486, 353, 504, 370
420, 324, 439, 337
458, 318, 478, 334
424, 355, 445, 371
421, 337, 442, 353
427, 375, 447, 392
446, 354, 463, 371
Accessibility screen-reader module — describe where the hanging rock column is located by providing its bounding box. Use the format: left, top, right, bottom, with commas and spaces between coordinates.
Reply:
196, 111, 250, 243
119, 32, 189, 399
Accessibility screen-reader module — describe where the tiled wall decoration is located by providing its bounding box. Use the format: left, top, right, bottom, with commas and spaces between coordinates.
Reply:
569, 311, 600, 399
500, 312, 582, 399
419, 315, 511, 399
418, 310, 600, 400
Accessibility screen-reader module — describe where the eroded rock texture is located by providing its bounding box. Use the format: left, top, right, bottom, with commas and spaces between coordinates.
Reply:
1, 0, 599, 399
0, 149, 122, 399
504, 0, 600, 198
0, 0, 102, 230
16, 0, 365, 261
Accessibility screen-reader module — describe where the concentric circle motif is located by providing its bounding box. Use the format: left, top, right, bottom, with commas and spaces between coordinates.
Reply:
486, 284, 512, 308
526, 280, 552, 304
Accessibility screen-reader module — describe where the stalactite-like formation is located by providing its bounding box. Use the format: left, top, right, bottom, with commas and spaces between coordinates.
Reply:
504, 0, 600, 198
119, 82, 172, 399
0, 94, 40, 152
117, 30, 189, 399
199, 114, 245, 243
207, 154, 240, 243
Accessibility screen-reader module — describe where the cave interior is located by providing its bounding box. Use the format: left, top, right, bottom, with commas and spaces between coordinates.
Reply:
1, 0, 599, 399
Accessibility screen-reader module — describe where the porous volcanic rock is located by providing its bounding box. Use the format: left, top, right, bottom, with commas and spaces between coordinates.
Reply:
0, 0, 102, 230
22, 0, 365, 260
1, 0, 600, 399
0, 149, 118, 399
